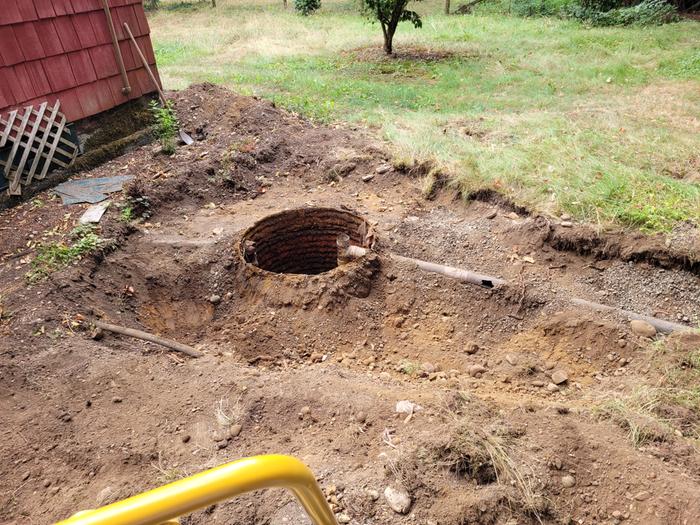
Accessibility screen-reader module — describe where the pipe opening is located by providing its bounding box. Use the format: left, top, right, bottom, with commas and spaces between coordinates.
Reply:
240, 208, 371, 275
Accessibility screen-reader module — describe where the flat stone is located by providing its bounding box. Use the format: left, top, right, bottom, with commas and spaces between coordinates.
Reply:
633, 490, 651, 501
551, 370, 569, 385
362, 174, 375, 182
384, 485, 411, 514
630, 320, 656, 338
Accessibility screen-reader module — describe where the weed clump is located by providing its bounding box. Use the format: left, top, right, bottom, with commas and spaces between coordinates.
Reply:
27, 225, 103, 283
149, 100, 179, 155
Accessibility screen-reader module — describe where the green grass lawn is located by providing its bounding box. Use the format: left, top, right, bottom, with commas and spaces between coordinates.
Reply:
148, 0, 700, 232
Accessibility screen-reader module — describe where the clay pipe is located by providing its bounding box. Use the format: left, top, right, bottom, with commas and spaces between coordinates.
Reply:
100, 0, 131, 96
341, 242, 691, 334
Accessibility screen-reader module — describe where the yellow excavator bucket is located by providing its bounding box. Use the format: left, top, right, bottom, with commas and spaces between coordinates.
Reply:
55, 454, 338, 525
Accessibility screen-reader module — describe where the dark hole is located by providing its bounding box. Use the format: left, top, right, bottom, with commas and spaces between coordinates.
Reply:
241, 208, 370, 275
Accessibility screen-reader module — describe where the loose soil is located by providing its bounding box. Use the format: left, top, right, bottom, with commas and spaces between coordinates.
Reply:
1, 83, 699, 525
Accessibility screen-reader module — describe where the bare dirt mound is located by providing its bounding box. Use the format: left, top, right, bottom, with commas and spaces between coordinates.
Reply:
1, 84, 699, 525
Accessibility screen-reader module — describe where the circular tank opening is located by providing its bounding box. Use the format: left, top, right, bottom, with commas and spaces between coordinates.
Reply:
240, 208, 370, 275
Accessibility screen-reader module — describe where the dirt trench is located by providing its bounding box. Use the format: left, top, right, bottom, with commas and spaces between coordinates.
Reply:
1, 84, 700, 525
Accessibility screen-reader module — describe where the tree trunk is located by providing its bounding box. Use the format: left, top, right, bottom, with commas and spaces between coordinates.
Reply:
383, 26, 394, 55
445, 0, 450, 14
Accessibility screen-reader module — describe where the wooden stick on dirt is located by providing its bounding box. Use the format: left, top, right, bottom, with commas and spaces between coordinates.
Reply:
94, 320, 203, 358
123, 22, 166, 105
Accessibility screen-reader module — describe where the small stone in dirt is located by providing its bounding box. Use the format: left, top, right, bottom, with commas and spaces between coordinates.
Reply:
421, 362, 436, 375
43, 479, 52, 488
532, 380, 545, 387
355, 411, 367, 424
229, 424, 242, 438
561, 475, 576, 488
612, 510, 624, 519
505, 211, 520, 220
310, 352, 324, 363
367, 489, 380, 501
217, 439, 229, 450
633, 490, 651, 501
617, 338, 626, 348
299, 406, 311, 419
551, 370, 569, 385
546, 383, 559, 392
209, 294, 221, 305
505, 354, 519, 366
561, 213, 572, 221
560, 221, 573, 228
22, 472, 30, 481
112, 397, 123, 404
465, 342, 480, 354
395, 400, 422, 414
630, 320, 656, 339
376, 164, 392, 174
384, 485, 411, 514
91, 327, 104, 341
362, 174, 375, 182
337, 514, 351, 523
181, 434, 191, 443
485, 210, 497, 220
469, 364, 487, 377
50, 486, 60, 495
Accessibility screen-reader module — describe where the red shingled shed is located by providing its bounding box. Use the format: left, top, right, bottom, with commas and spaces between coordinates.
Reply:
0, 0, 161, 123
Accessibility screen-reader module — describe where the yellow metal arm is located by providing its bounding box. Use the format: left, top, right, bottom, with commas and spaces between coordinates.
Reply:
55, 454, 338, 525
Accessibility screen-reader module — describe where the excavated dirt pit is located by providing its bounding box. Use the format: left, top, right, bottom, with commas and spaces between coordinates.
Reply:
240, 207, 373, 275
2, 84, 700, 525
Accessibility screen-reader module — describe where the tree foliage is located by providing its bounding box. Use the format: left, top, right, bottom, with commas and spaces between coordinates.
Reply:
361, 0, 423, 55
295, 0, 321, 15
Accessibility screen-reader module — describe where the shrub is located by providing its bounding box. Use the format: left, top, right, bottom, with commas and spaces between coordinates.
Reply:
511, 0, 569, 17
295, 0, 321, 15
566, 0, 679, 25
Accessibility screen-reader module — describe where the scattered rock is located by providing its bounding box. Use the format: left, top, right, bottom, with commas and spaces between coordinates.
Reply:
384, 485, 411, 514
310, 352, 324, 363
337, 514, 351, 523
560, 221, 573, 228
485, 210, 497, 220
561, 475, 576, 488
367, 489, 380, 501
630, 320, 656, 339
355, 411, 367, 424
551, 370, 569, 385
112, 396, 123, 404
561, 213, 572, 221
469, 364, 487, 377
376, 164, 392, 174
421, 362, 436, 375
362, 174, 375, 182
505, 354, 519, 366
532, 380, 545, 387
229, 424, 242, 438
546, 383, 559, 393
43, 479, 51, 488
633, 490, 651, 501
209, 294, 222, 305
465, 342, 480, 354
181, 434, 191, 443
299, 406, 311, 419
395, 400, 422, 414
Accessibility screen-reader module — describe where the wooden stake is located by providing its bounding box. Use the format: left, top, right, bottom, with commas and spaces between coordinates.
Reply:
94, 320, 203, 358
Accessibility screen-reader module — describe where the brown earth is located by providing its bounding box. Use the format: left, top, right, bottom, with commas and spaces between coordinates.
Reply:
1, 83, 700, 525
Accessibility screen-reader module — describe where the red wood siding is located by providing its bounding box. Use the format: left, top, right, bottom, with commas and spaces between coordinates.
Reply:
0, 0, 160, 122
